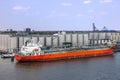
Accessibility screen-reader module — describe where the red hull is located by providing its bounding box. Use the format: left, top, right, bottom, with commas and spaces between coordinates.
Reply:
14, 46, 115, 62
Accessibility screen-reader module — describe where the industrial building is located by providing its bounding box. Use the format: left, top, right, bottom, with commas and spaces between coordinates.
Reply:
0, 31, 120, 52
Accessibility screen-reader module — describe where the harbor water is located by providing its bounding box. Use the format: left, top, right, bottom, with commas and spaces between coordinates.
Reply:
1, 52, 120, 80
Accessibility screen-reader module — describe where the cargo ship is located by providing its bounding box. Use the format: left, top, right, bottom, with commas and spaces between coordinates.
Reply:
14, 39, 115, 62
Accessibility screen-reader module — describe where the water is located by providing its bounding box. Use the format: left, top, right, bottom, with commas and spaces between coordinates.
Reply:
1, 52, 120, 80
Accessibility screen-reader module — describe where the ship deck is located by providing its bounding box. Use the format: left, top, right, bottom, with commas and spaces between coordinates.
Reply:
43, 45, 108, 54
15, 45, 110, 56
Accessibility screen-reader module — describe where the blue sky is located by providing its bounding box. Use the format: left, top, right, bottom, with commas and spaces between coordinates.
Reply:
0, 0, 120, 31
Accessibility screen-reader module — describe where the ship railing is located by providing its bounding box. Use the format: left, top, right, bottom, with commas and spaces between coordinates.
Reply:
81, 45, 108, 49
13, 48, 20, 54
43, 46, 83, 54
13, 48, 25, 55
13, 47, 44, 56
12, 45, 109, 55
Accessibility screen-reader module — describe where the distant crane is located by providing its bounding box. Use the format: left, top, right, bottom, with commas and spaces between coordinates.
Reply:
92, 23, 99, 31
92, 23, 96, 46
102, 26, 108, 31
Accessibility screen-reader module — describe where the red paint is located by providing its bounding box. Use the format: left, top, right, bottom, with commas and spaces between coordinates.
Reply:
14, 46, 115, 62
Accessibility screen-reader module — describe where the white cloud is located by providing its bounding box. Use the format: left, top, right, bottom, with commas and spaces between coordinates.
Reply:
89, 16, 94, 19
100, 0, 112, 3
88, 9, 94, 13
100, 11, 108, 15
48, 10, 70, 17
12, 6, 31, 11
59, 13, 69, 17
61, 3, 72, 6
77, 14, 84, 17
83, 0, 92, 4
49, 11, 56, 17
